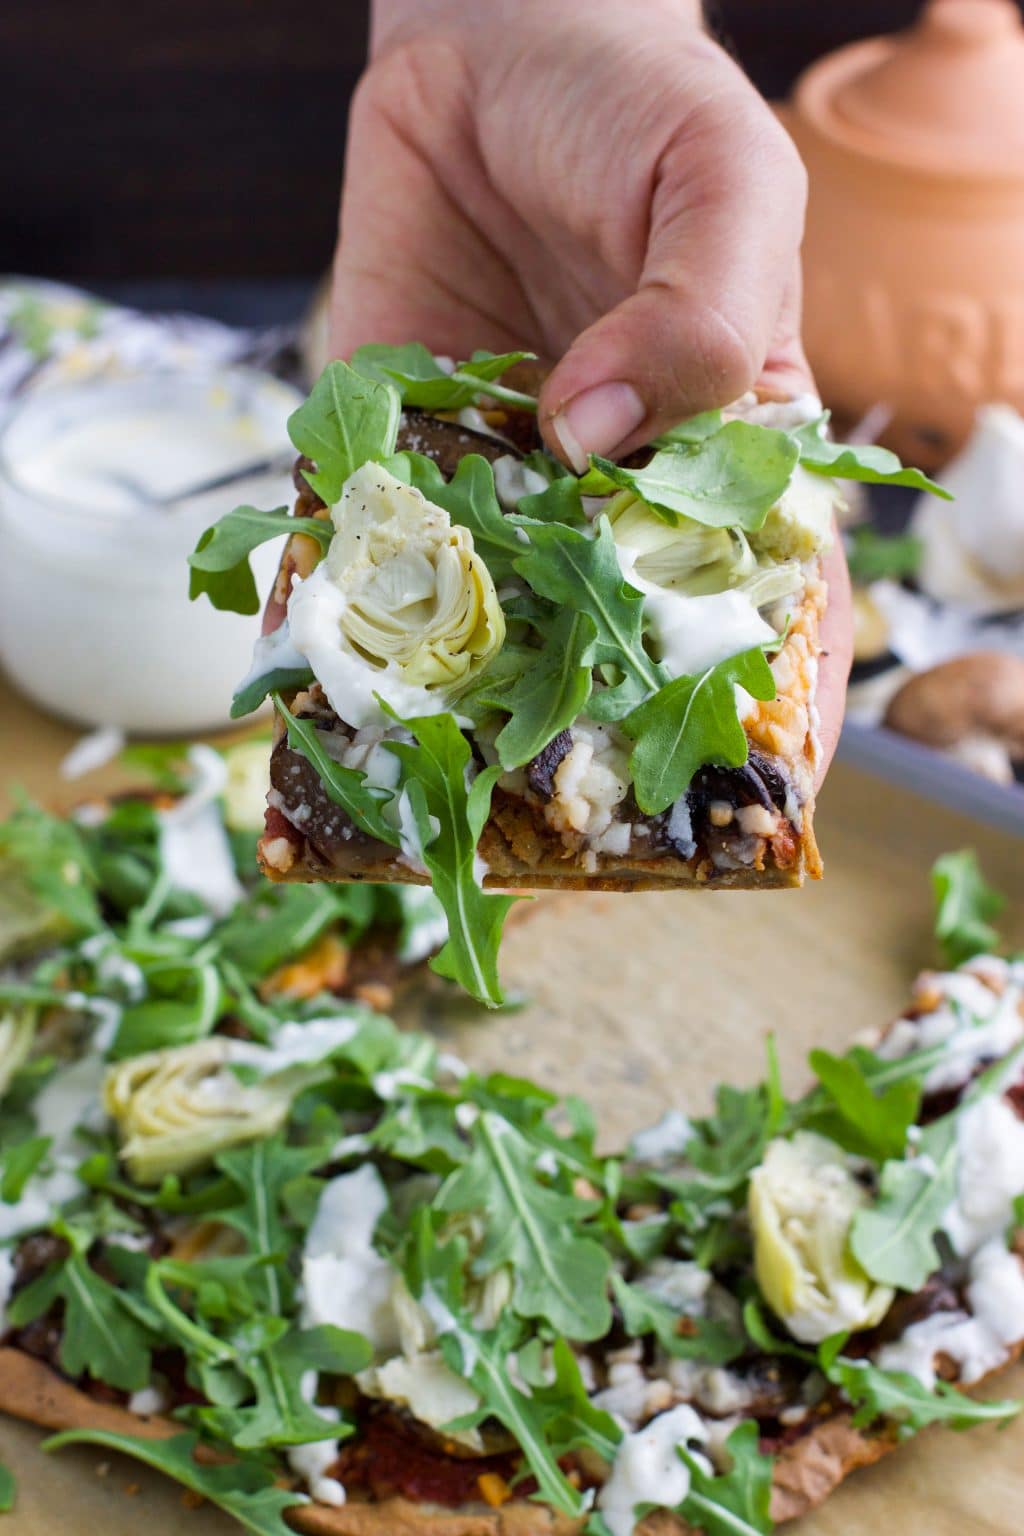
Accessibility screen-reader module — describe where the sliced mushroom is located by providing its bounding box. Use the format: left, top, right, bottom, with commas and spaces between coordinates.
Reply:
883, 651, 1024, 783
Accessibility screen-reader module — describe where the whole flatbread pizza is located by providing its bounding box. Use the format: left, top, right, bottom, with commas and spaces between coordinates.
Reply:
2, 806, 1023, 1535
188, 348, 945, 1006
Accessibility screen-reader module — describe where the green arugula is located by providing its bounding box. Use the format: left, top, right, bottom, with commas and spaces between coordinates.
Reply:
43, 1430, 306, 1536
802, 1047, 921, 1163
215, 882, 377, 982
851, 1043, 1024, 1290
288, 359, 401, 505
517, 1335, 622, 1465
622, 643, 777, 815
437, 1110, 611, 1339
589, 421, 799, 530
0, 1134, 52, 1202
385, 711, 518, 1008
7, 1223, 154, 1391
654, 410, 725, 447
514, 517, 665, 719
611, 1273, 744, 1363
388, 449, 527, 584
793, 415, 950, 497
198, 1324, 370, 1449
473, 610, 598, 770
110, 956, 224, 1058
0, 1460, 12, 1514
817, 1334, 1022, 1435
230, 665, 315, 720
272, 694, 398, 846
403, 1217, 591, 1517
845, 525, 923, 585
676, 1420, 774, 1536
0, 801, 101, 939
188, 505, 326, 614
215, 1139, 324, 1314
932, 850, 1006, 968
352, 343, 538, 412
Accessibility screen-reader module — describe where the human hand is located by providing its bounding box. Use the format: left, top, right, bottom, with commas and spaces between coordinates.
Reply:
329, 0, 851, 781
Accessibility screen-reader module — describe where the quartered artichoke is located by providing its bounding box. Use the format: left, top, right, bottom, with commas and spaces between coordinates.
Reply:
0, 1006, 37, 1099
325, 463, 505, 690
103, 1037, 315, 1183
749, 1131, 894, 1344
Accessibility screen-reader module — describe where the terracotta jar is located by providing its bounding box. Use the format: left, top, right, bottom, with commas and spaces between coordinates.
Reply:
782, 0, 1024, 467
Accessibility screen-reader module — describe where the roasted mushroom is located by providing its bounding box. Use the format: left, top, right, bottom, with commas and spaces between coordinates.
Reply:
883, 651, 1024, 784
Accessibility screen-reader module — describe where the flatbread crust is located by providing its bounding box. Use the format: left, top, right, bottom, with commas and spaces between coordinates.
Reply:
5, 1344, 1007, 1535
257, 393, 825, 894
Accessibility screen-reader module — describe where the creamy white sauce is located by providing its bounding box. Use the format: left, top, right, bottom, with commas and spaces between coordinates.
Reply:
943, 1096, 1024, 1256
157, 746, 244, 918
875, 1241, 1024, 1389
598, 1405, 709, 1536
300, 1166, 401, 1354
0, 370, 297, 733
243, 1015, 361, 1075
614, 544, 774, 681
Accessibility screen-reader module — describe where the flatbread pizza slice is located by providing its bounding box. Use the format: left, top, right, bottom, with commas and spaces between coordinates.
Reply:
2, 886, 1023, 1535
189, 348, 946, 1004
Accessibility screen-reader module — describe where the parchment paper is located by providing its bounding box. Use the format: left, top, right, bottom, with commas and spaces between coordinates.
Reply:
2, 679, 1023, 1534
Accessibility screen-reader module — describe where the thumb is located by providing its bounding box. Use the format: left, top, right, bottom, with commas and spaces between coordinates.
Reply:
538, 73, 807, 468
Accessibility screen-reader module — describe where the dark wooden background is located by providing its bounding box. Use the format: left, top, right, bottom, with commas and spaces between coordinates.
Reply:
0, 1, 1007, 282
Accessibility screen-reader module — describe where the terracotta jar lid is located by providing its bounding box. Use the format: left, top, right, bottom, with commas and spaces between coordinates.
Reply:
796, 0, 1024, 178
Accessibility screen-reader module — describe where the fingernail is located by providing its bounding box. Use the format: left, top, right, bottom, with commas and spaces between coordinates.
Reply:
550, 381, 646, 473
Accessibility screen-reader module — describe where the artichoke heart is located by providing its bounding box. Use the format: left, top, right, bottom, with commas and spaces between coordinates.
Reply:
749, 1131, 894, 1344
325, 463, 505, 690
0, 1006, 37, 1099
103, 1037, 308, 1183
607, 492, 755, 596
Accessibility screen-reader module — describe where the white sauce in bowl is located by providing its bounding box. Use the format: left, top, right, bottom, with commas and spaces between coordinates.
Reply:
0, 368, 301, 732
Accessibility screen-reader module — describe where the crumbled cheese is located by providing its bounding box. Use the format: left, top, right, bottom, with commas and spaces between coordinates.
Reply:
875, 964, 1024, 1095
300, 1166, 401, 1354
629, 1110, 693, 1164
598, 1405, 709, 1536
545, 721, 631, 837
492, 454, 549, 508
666, 1359, 757, 1416
158, 746, 244, 918
128, 1382, 170, 1417
590, 821, 632, 857
356, 1352, 481, 1444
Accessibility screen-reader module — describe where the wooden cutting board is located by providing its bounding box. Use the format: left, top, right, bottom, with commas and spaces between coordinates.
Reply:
2, 677, 1024, 1535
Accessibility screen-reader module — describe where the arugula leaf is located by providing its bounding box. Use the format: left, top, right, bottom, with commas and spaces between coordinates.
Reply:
622, 643, 777, 815
0, 1460, 13, 1514
0, 801, 101, 938
111, 957, 224, 1058
654, 410, 725, 447
199, 1324, 370, 1449
216, 882, 376, 982
514, 517, 665, 719
0, 1134, 52, 1202
611, 1273, 744, 1363
793, 415, 951, 497
804, 1048, 921, 1163
216, 1139, 325, 1314
818, 1335, 1022, 1435
353, 343, 538, 412
851, 1043, 1024, 1289
932, 850, 1005, 968
437, 1110, 611, 1339
118, 742, 193, 794
518, 473, 587, 528
473, 610, 597, 770
403, 1217, 588, 1517
230, 665, 315, 720
845, 525, 923, 585
591, 421, 799, 530
188, 506, 320, 615
517, 1335, 621, 1464
288, 359, 401, 504
272, 694, 399, 846
8, 1224, 153, 1391
388, 450, 526, 584
43, 1430, 305, 1536
385, 711, 518, 1008
677, 1420, 774, 1536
